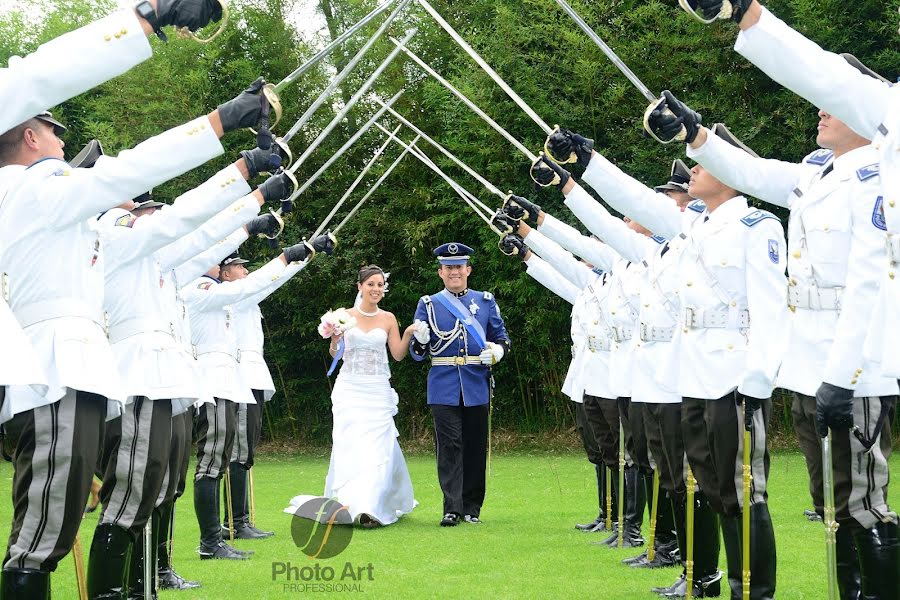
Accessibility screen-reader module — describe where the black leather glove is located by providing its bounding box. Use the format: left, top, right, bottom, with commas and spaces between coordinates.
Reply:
217, 77, 268, 133
544, 127, 594, 167
529, 153, 571, 189
257, 171, 296, 205
245, 212, 281, 238
491, 210, 518, 234
735, 391, 764, 431
499, 234, 528, 260
310, 232, 336, 256
240, 135, 292, 179
815, 383, 855, 438
645, 90, 702, 144
155, 0, 223, 31
283, 240, 314, 263
684, 0, 753, 23
503, 194, 541, 225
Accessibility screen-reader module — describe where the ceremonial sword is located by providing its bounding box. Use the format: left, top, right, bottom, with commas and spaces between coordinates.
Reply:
552, 0, 687, 144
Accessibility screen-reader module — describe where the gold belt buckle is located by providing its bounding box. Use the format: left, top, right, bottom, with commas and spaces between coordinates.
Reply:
455, 356, 465, 366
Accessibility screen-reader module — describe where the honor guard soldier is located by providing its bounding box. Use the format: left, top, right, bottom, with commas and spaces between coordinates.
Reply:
1, 0, 224, 135
410, 243, 510, 527
0, 82, 265, 594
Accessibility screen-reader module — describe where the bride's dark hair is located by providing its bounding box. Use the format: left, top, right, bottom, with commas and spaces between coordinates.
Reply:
357, 264, 385, 284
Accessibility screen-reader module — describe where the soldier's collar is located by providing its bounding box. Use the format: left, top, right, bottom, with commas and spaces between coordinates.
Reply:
447, 287, 469, 298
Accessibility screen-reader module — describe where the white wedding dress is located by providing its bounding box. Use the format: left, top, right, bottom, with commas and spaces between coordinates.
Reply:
286, 327, 416, 525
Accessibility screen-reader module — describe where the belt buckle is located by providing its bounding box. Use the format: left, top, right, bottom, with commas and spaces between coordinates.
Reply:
888, 234, 900, 265
192, 345, 198, 360
236, 349, 242, 363
455, 356, 465, 366
0, 272, 8, 303
640, 323, 649, 341
683, 307, 696, 328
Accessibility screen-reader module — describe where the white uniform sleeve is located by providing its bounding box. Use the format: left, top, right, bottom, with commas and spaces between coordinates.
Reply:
104, 165, 251, 267
559, 183, 659, 262
181, 257, 287, 312
37, 115, 223, 228
738, 219, 790, 398
735, 6, 890, 140
581, 152, 684, 239
173, 227, 250, 285
524, 254, 580, 305
525, 227, 614, 287
0, 9, 152, 134
537, 212, 616, 267
686, 130, 804, 209
233, 258, 309, 308
160, 194, 260, 273
824, 185, 889, 389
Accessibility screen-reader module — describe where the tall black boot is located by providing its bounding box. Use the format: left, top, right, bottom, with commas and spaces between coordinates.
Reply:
576, 464, 606, 531
634, 488, 679, 568
194, 476, 246, 560
0, 568, 50, 600
835, 522, 861, 600
665, 492, 723, 598
128, 517, 159, 600
720, 514, 742, 600
749, 504, 777, 600
225, 463, 273, 539
652, 494, 690, 594
624, 470, 654, 564
853, 520, 900, 600
621, 465, 646, 547
87, 522, 134, 599
156, 501, 200, 590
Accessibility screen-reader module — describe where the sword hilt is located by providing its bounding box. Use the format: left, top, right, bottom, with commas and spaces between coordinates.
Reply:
642, 96, 688, 145
175, 0, 230, 43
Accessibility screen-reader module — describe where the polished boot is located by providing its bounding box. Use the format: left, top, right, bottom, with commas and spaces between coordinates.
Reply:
679, 491, 723, 598
0, 568, 50, 600
633, 489, 679, 568
720, 515, 742, 599
577, 464, 607, 532
835, 521, 861, 600
195, 476, 247, 560
624, 470, 654, 563
854, 520, 900, 600
224, 463, 273, 539
156, 501, 200, 590
127, 517, 159, 600
87, 523, 134, 599
620, 465, 646, 547
721, 505, 776, 600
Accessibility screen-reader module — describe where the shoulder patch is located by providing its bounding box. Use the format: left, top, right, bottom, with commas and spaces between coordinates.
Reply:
591, 267, 604, 277
421, 295, 432, 304
805, 149, 834, 166
650, 234, 667, 244
857, 163, 880, 182
687, 200, 706, 213
767, 239, 780, 264
740, 209, 780, 227
873, 196, 887, 231
114, 214, 137, 228
483, 291, 494, 301
197, 281, 213, 290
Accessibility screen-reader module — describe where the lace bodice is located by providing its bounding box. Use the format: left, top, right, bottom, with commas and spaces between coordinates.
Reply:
341, 327, 390, 377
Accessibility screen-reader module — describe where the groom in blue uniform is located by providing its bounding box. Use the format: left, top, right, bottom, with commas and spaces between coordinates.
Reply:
410, 243, 510, 527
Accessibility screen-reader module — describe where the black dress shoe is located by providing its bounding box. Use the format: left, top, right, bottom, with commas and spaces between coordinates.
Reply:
575, 516, 602, 531
158, 568, 201, 590
621, 549, 648, 565
228, 523, 273, 539
661, 570, 722, 598
463, 515, 482, 524
440, 513, 460, 527
224, 542, 253, 556
803, 508, 823, 522
198, 542, 249, 560
651, 572, 684, 595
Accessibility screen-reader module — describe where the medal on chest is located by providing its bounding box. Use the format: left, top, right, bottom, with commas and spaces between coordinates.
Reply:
468, 300, 479, 315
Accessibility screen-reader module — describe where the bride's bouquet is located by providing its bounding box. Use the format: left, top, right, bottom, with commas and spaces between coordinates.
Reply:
317, 308, 357, 339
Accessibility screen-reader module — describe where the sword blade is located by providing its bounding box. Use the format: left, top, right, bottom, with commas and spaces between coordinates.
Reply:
391, 38, 536, 161
274, 0, 401, 94
417, 0, 553, 134
554, 0, 657, 103
282, 0, 411, 143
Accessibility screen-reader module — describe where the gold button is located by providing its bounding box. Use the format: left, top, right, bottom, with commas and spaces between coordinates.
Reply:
721, 260, 727, 266
644, 304, 649, 308
824, 225, 830, 232
730, 301, 737, 307
890, 200, 896, 208
120, 28, 128, 35
683, 328, 689, 334
114, 32, 121, 38
727, 343, 734, 350
611, 311, 616, 315
891, 272, 896, 280
594, 320, 599, 325
104, 34, 112, 41
686, 282, 693, 287
851, 379, 858, 385
793, 250, 801, 259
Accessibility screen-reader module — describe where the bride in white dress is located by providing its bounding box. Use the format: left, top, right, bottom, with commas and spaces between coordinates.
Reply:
287, 266, 419, 527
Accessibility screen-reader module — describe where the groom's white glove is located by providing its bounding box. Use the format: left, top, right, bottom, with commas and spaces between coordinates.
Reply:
412, 320, 431, 344
479, 342, 505, 366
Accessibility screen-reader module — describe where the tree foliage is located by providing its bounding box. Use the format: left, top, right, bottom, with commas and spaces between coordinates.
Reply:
3, 0, 897, 443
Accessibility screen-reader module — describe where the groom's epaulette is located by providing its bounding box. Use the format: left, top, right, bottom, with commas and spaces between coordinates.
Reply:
421, 295, 432, 304
483, 291, 493, 301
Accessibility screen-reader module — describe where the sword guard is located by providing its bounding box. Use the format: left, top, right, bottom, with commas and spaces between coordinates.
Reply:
677, 0, 734, 23
176, 0, 230, 43
642, 96, 688, 145
262, 83, 283, 129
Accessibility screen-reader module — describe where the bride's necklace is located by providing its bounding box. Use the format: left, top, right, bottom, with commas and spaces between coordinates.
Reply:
358, 306, 380, 317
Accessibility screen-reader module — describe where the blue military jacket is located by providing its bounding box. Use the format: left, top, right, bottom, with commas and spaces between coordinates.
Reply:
410, 288, 509, 406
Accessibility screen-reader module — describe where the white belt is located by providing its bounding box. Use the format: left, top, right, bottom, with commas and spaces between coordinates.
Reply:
431, 356, 481, 366
193, 343, 238, 361
787, 283, 843, 311
610, 326, 633, 342
586, 335, 611, 352
640, 323, 675, 342
682, 307, 750, 329
887, 234, 900, 264
14, 299, 106, 330
237, 348, 264, 361
108, 317, 177, 344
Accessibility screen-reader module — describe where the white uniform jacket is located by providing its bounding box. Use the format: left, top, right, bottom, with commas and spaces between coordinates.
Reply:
1, 9, 152, 134
99, 165, 252, 412
688, 134, 897, 397
0, 117, 223, 421
674, 197, 789, 400
233, 259, 310, 401
181, 258, 287, 404
733, 6, 900, 377
524, 254, 580, 305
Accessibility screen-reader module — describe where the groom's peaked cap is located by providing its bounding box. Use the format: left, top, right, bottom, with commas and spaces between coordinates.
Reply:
434, 242, 474, 265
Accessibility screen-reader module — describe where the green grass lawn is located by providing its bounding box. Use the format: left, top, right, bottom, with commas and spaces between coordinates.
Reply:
9, 450, 896, 599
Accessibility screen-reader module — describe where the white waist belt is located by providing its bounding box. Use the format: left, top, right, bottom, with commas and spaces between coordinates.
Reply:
14, 299, 105, 330
888, 234, 900, 264
108, 317, 177, 344
193, 343, 238, 361
431, 356, 481, 366
610, 326, 633, 342
586, 334, 611, 352
639, 323, 675, 342
787, 283, 843, 311
682, 307, 750, 329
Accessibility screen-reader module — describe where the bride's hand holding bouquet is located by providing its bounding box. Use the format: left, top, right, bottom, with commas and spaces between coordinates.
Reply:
319, 308, 357, 354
